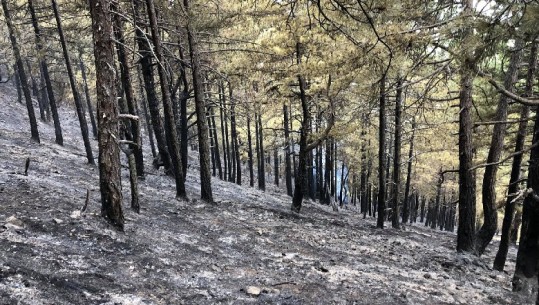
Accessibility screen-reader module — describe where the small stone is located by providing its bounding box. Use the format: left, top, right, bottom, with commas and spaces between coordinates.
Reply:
53, 218, 63, 224
423, 273, 432, 279
245, 286, 261, 296
70, 211, 81, 219
6, 216, 23, 228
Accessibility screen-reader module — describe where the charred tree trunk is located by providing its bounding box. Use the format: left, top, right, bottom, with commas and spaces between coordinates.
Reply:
274, 147, 279, 186
219, 83, 228, 180
184, 0, 213, 202
133, 0, 172, 174
113, 10, 144, 177
377, 74, 387, 229
284, 103, 293, 196
257, 113, 266, 190
402, 118, 415, 223
89, 0, 123, 230
28, 0, 64, 145
247, 115, 255, 187
136, 69, 157, 158
229, 85, 241, 185
2, 0, 40, 142
78, 52, 98, 139
494, 41, 536, 271
210, 106, 223, 180
52, 0, 93, 163
146, 0, 186, 198
456, 0, 477, 253
477, 41, 523, 255
392, 78, 403, 229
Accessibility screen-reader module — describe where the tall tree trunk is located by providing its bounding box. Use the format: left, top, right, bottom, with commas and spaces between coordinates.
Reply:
89, 0, 123, 230
456, 0, 477, 253
512, 100, 539, 298
52, 0, 93, 163
402, 117, 415, 223
14, 65, 23, 104
133, 0, 172, 174
274, 148, 279, 186
78, 52, 98, 138
257, 113, 266, 190
113, 9, 144, 177
136, 69, 157, 158
494, 41, 537, 271
323, 137, 332, 204
476, 41, 523, 255
392, 78, 403, 229
229, 85, 241, 185
28, 34, 61, 144
432, 169, 443, 230
26, 60, 46, 122
210, 106, 223, 180
219, 83, 228, 180
184, 0, 213, 202
284, 103, 293, 196
2, 0, 40, 142
247, 115, 255, 187
38, 65, 51, 122
291, 74, 310, 212
146, 0, 186, 198
377, 74, 387, 229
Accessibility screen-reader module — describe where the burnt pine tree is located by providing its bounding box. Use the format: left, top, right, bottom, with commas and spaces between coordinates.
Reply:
88, 0, 124, 230
456, 0, 477, 253
476, 41, 523, 255
402, 117, 416, 223
146, 0, 186, 198
2, 0, 40, 142
377, 73, 387, 229
52, 0, 94, 164
494, 41, 537, 271
247, 115, 255, 187
283, 103, 293, 196
78, 51, 98, 139
184, 0, 213, 202
391, 78, 403, 229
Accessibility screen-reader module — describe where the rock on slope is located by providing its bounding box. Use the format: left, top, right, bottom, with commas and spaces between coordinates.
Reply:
0, 83, 526, 304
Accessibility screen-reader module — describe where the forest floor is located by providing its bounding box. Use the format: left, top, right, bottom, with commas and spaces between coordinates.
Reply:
0, 83, 530, 305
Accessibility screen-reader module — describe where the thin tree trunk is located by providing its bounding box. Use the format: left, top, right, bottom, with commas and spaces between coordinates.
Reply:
113, 9, 144, 177
52, 0, 93, 163
133, 0, 172, 174
38, 65, 51, 122
257, 113, 266, 190
14, 65, 22, 104
494, 41, 536, 271
402, 117, 415, 224
78, 52, 98, 138
284, 103, 293, 196
219, 83, 228, 180
28, 0, 64, 145
184, 0, 213, 202
274, 147, 279, 186
392, 78, 403, 229
89, 0, 123, 230
476, 41, 523, 255
230, 85, 241, 185
146, 0, 186, 198
210, 106, 223, 180
26, 60, 46, 122
2, 0, 40, 142
247, 115, 255, 187
136, 69, 157, 158
377, 74, 387, 229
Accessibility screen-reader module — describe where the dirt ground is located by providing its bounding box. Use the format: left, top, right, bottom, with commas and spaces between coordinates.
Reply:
0, 83, 530, 304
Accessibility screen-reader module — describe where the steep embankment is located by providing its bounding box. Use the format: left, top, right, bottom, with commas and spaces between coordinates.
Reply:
0, 83, 525, 304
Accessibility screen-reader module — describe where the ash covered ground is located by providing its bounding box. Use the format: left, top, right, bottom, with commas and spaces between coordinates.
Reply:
0, 84, 527, 304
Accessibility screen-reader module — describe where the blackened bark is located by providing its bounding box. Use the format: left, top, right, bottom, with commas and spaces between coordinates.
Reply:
78, 52, 98, 138
137, 69, 157, 158
26, 60, 45, 122
89, 0, 124, 230
113, 10, 144, 177
494, 41, 536, 271
52, 0, 93, 163
402, 118, 415, 223
432, 170, 443, 229
284, 103, 293, 196
219, 83, 228, 180
274, 148, 279, 186
184, 0, 213, 202
14, 66, 22, 104
210, 106, 223, 179
229, 85, 241, 185
291, 73, 309, 212
456, 0, 476, 253
512, 101, 539, 296
257, 113, 266, 190
27, 19, 61, 144
392, 78, 403, 229
2, 0, 40, 142
133, 0, 172, 173
377, 74, 387, 229
247, 115, 255, 187
146, 0, 186, 198
323, 137, 332, 204
477, 42, 522, 255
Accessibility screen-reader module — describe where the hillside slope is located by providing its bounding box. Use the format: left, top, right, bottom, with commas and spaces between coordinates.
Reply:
0, 83, 526, 304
